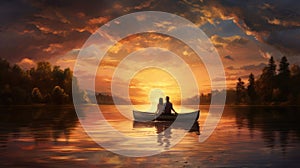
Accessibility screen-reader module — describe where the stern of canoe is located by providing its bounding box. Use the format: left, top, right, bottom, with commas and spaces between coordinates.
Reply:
133, 110, 156, 121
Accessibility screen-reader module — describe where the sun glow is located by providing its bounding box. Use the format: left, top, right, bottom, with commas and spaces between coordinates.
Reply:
94, 33, 214, 103
129, 68, 181, 107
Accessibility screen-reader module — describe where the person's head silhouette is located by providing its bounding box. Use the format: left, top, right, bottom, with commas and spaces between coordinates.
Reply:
159, 98, 163, 105
166, 96, 170, 102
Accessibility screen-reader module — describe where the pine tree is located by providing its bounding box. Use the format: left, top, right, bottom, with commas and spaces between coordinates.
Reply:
256, 56, 277, 103
268, 56, 276, 76
247, 73, 257, 104
278, 56, 290, 77
276, 56, 290, 102
236, 78, 246, 104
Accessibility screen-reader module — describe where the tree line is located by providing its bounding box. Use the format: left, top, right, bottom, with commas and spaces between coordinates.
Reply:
198, 56, 300, 105
0, 58, 85, 105
235, 56, 300, 105
1, 56, 299, 106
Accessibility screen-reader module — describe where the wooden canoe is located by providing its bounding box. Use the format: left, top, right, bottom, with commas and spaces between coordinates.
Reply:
133, 110, 200, 122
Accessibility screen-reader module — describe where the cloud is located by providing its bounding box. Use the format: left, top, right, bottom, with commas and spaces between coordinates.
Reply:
266, 29, 300, 55
224, 55, 234, 61
1, 0, 299, 68
240, 63, 267, 71
133, 0, 153, 10
17, 58, 36, 70
85, 16, 111, 33
43, 43, 63, 53
226, 66, 237, 70
259, 49, 272, 59
226, 63, 267, 71
224, 62, 268, 85
0, 0, 113, 63
210, 35, 248, 48
183, 0, 300, 56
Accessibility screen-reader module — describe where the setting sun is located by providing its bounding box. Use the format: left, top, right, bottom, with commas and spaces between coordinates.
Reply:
129, 67, 181, 105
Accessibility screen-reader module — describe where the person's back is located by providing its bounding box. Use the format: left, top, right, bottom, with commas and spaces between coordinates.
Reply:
164, 96, 176, 115
164, 101, 172, 115
156, 98, 164, 115
157, 104, 164, 115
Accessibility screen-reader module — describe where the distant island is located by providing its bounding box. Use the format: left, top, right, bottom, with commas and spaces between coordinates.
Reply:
0, 56, 299, 106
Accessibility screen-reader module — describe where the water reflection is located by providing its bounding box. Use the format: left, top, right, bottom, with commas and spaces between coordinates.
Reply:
0, 106, 78, 148
0, 105, 299, 167
133, 121, 200, 148
232, 106, 300, 153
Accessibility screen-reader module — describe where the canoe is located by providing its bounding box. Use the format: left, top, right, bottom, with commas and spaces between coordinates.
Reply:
133, 110, 200, 122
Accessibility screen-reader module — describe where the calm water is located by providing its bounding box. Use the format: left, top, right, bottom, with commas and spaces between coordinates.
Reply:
0, 105, 299, 167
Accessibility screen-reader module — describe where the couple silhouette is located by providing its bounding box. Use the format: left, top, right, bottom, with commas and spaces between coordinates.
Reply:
156, 96, 177, 115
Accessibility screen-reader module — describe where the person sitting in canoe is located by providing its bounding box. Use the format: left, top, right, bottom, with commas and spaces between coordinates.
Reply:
164, 96, 178, 115
155, 97, 164, 115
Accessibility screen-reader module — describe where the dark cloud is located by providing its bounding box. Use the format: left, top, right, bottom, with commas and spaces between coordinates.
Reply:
226, 66, 236, 70
0, 0, 36, 27
0, 0, 115, 63
240, 63, 267, 71
226, 63, 267, 71
0, 0, 195, 63
266, 29, 300, 55
224, 55, 234, 61
194, 0, 300, 56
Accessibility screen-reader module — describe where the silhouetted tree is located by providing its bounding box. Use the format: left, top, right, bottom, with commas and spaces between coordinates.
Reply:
278, 56, 290, 76
276, 56, 291, 102
200, 93, 211, 105
52, 86, 69, 104
236, 78, 246, 104
247, 73, 257, 104
226, 89, 236, 105
0, 59, 10, 87
52, 66, 64, 87
0, 59, 33, 104
268, 56, 277, 76
256, 56, 277, 103
31, 62, 53, 95
1, 84, 12, 104
1, 56, 300, 106
63, 68, 73, 98
290, 64, 300, 76
290, 64, 300, 104
0, 58, 85, 105
12, 86, 27, 104
32, 87, 43, 103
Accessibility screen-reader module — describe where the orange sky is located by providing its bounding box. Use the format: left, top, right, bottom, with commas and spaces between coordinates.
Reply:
129, 68, 181, 104
94, 33, 212, 104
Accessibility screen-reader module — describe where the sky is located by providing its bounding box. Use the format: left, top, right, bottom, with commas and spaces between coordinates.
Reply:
1, 0, 300, 104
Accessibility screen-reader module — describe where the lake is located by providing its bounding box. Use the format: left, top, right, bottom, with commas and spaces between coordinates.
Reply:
0, 105, 299, 167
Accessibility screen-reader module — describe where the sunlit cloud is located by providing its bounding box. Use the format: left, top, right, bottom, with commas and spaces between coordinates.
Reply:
43, 43, 63, 53
17, 58, 36, 70
259, 49, 272, 59
210, 35, 248, 49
